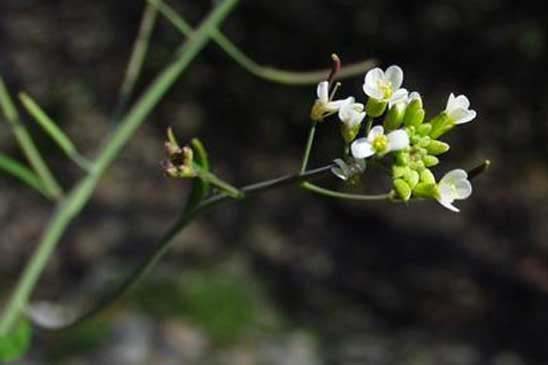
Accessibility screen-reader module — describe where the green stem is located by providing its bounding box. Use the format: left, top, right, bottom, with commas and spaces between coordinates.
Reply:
300, 121, 317, 173
149, 0, 377, 85
301, 182, 393, 201
197, 168, 243, 199
0, 153, 48, 196
36, 164, 334, 330
365, 116, 374, 134
0, 0, 239, 336
112, 0, 159, 121
0, 78, 63, 200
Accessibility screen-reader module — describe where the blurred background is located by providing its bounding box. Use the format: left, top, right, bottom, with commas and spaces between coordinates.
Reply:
1, 0, 547, 364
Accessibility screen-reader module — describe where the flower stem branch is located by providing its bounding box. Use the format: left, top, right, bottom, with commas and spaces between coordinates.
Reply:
148, 0, 377, 85
32, 163, 336, 331
300, 122, 318, 173
0, 0, 240, 336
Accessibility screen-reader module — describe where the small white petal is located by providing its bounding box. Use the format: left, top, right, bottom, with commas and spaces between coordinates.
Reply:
385, 65, 404, 90
389, 88, 409, 106
387, 129, 410, 151
351, 138, 375, 158
331, 97, 354, 113
438, 198, 461, 212
367, 125, 385, 142
454, 179, 472, 200
364, 68, 383, 88
453, 94, 471, 110
454, 109, 477, 124
440, 169, 467, 185
446, 93, 457, 111
363, 83, 384, 100
317, 81, 329, 102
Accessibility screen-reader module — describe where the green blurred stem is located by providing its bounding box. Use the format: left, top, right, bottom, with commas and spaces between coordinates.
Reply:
149, 0, 377, 85
365, 116, 374, 134
0, 0, 239, 336
18, 92, 92, 172
112, 0, 159, 121
0, 78, 63, 200
40, 164, 338, 330
301, 182, 393, 201
0, 153, 48, 196
300, 121, 317, 173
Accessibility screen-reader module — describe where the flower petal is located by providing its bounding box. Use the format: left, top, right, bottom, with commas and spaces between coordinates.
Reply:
440, 169, 467, 186
453, 94, 470, 110
438, 198, 460, 212
385, 65, 403, 90
387, 129, 410, 151
408, 91, 421, 101
454, 179, 472, 200
367, 125, 385, 142
389, 88, 409, 106
452, 109, 477, 124
363, 83, 384, 100
363, 68, 384, 99
317, 81, 329, 102
446, 93, 456, 112
351, 138, 375, 158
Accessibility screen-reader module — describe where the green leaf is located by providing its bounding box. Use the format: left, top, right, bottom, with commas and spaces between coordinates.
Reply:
18, 92, 91, 171
0, 153, 48, 196
0, 318, 32, 361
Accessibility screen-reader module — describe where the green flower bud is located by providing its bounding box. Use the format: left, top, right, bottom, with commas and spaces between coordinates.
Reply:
394, 178, 412, 201
383, 102, 406, 131
420, 169, 436, 184
429, 112, 454, 139
425, 140, 450, 155
366, 97, 388, 117
395, 151, 410, 166
403, 98, 425, 128
409, 160, 425, 171
340, 123, 360, 144
413, 182, 438, 199
418, 136, 431, 148
417, 123, 432, 136
404, 169, 420, 189
392, 165, 409, 178
410, 134, 421, 146
423, 155, 439, 167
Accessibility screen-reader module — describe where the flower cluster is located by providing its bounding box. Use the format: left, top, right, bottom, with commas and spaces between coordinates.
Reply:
313, 65, 477, 212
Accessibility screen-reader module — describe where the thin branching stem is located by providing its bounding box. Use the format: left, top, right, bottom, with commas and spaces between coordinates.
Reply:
148, 0, 377, 85
0, 0, 240, 336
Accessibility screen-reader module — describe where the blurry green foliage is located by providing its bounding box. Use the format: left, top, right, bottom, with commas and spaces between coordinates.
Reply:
0, 318, 32, 362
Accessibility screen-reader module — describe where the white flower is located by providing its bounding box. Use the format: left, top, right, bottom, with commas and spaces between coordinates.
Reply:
310, 81, 348, 121
363, 65, 408, 105
351, 125, 409, 159
338, 97, 365, 128
436, 169, 472, 212
331, 158, 366, 181
445, 93, 477, 124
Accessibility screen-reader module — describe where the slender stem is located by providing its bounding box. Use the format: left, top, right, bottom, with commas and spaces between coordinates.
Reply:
301, 182, 392, 201
365, 116, 374, 134
198, 168, 243, 199
37, 163, 335, 331
112, 1, 159, 121
149, 0, 377, 85
0, 153, 48, 196
0, 0, 240, 336
0, 78, 63, 200
18, 92, 92, 172
300, 122, 317, 173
